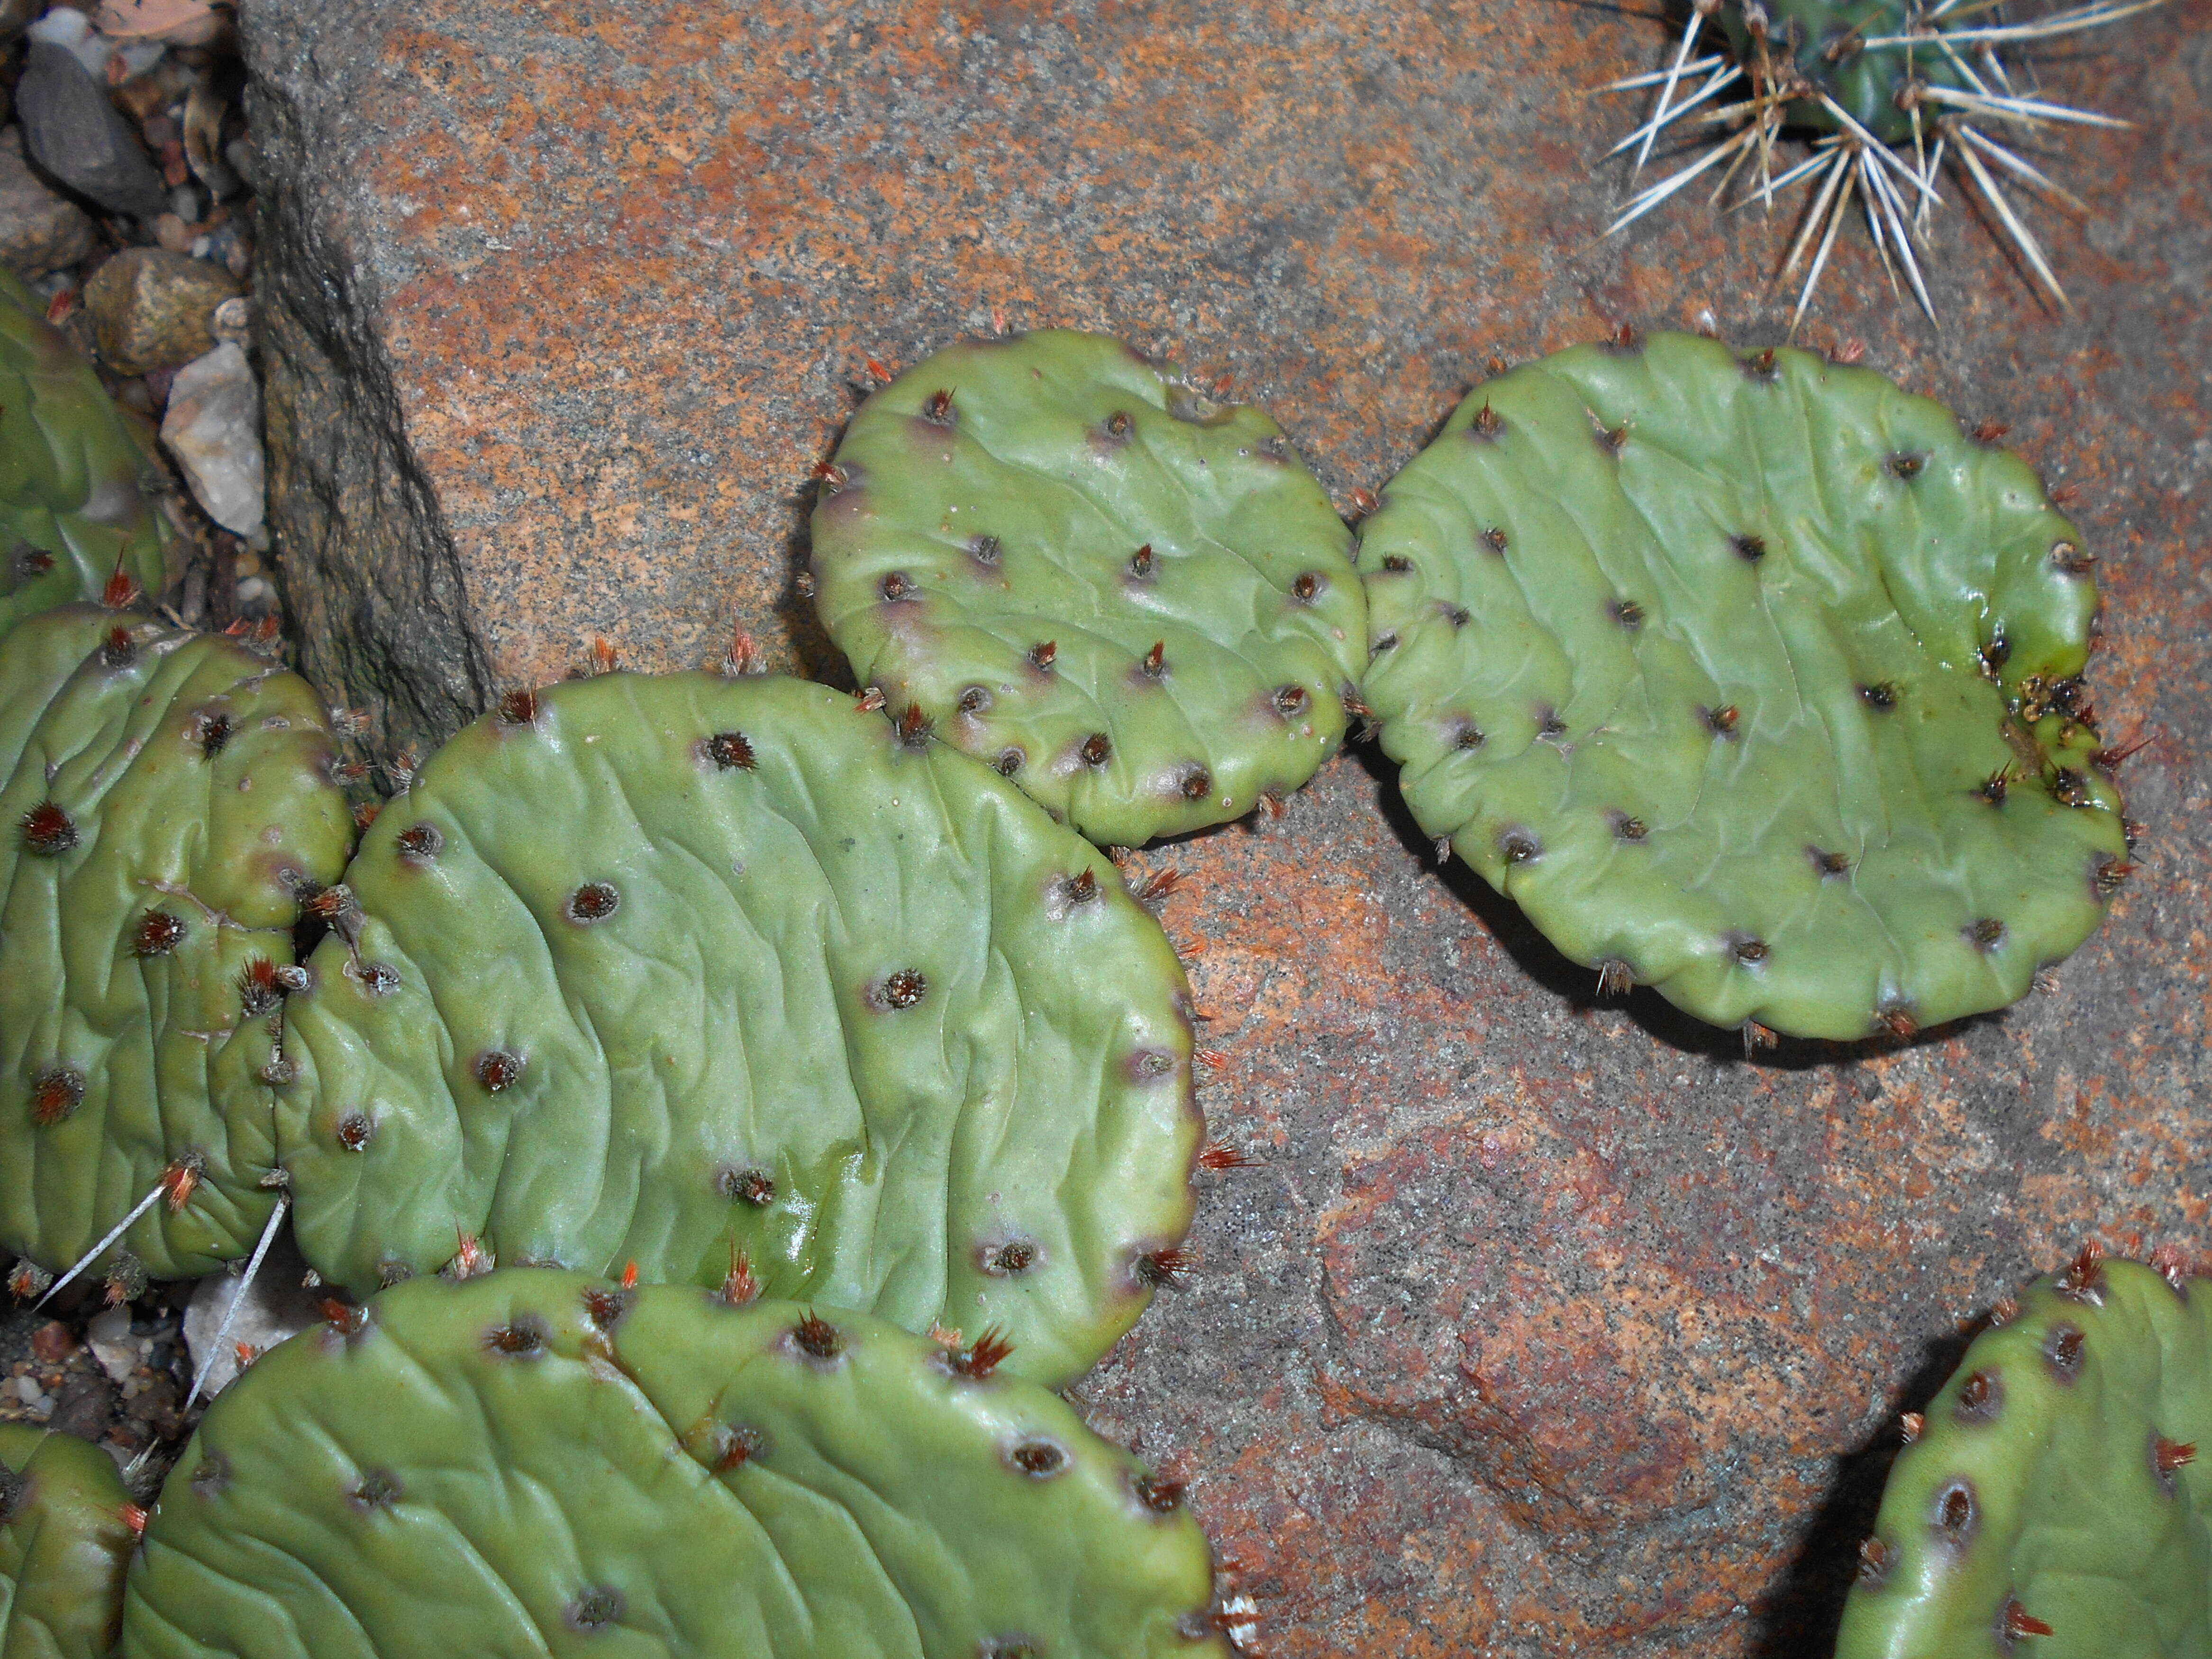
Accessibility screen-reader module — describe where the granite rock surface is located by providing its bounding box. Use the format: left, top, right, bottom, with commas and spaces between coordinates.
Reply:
241, 2, 2212, 1652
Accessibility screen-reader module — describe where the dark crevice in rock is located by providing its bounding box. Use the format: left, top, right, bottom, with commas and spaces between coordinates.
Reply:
1744, 1327, 1976, 1658
242, 16, 495, 763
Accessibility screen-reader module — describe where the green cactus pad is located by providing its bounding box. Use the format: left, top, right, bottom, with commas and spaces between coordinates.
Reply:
124, 1270, 1231, 1659
0, 606, 353, 1284
1836, 1249, 2210, 1658
280, 671, 1200, 1386
0, 273, 173, 641
810, 328, 1367, 847
0, 1425, 136, 1659
1357, 332, 2127, 1042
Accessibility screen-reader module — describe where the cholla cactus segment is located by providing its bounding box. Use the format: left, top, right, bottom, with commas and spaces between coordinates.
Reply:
0, 1423, 138, 1658
1836, 1250, 2209, 1658
124, 1272, 1233, 1658
1358, 331, 2127, 1042
0, 608, 352, 1284
0, 272, 173, 640
1715, 0, 1985, 143
1599, 0, 2169, 325
279, 671, 1201, 1387
809, 328, 1366, 847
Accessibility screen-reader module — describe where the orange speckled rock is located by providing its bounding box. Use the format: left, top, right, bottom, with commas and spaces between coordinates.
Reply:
243, 0, 2212, 1652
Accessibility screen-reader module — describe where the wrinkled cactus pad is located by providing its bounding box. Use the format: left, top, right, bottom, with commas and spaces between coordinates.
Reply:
125, 1270, 1232, 1659
1358, 331, 2128, 1041
0, 607, 352, 1285
810, 328, 1366, 846
0, 273, 172, 641
1836, 1247, 2210, 1658
280, 671, 1200, 1386
0, 1425, 136, 1659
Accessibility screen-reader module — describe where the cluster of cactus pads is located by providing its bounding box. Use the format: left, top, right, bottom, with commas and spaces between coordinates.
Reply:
811, 329, 1367, 847
1357, 330, 2127, 1041
123, 1272, 1230, 1657
0, 274, 172, 641
1839, 1246, 2207, 1657
0, 319, 2164, 1653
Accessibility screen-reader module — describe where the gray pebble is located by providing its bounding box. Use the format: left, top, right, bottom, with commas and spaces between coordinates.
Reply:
15, 39, 165, 219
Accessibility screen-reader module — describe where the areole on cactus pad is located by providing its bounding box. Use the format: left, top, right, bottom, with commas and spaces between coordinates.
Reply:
0, 606, 352, 1291
1357, 330, 2129, 1042
124, 1271, 1233, 1658
809, 328, 1367, 847
0, 1423, 138, 1658
1836, 1246, 2208, 1658
278, 671, 1202, 1386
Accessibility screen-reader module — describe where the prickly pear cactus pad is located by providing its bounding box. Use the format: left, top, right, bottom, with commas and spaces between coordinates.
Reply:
1835, 1248, 2211, 1658
0, 607, 352, 1286
279, 672, 1200, 1386
0, 1425, 137, 1659
1357, 331, 2129, 1042
810, 328, 1367, 846
0, 273, 172, 641
124, 1272, 1232, 1659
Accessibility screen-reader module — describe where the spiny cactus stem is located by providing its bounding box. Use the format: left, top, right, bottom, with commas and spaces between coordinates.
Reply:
35, 1174, 174, 1308
1865, 0, 2165, 50
1631, 0, 1728, 172
1915, 81, 2134, 131
1857, 146, 1939, 321
1594, 53, 1728, 97
1949, 116, 2084, 215
1598, 0, 2156, 324
1784, 145, 1859, 334
1947, 127, 2067, 307
1614, 55, 1740, 171
184, 1192, 292, 1409
1610, 117, 1760, 238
